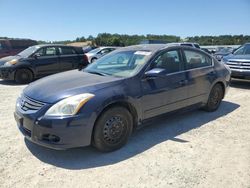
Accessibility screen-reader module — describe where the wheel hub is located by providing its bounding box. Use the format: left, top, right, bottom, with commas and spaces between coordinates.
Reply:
103, 116, 125, 144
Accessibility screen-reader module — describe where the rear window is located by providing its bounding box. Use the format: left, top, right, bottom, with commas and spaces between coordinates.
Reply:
181, 43, 193, 47
59, 47, 76, 55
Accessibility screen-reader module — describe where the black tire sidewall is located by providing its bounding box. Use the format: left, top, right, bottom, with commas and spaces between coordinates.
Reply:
206, 84, 223, 112
15, 69, 33, 84
93, 107, 133, 152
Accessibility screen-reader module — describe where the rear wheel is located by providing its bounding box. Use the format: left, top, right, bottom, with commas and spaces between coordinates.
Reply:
15, 69, 33, 84
203, 83, 224, 112
93, 107, 133, 152
91, 58, 97, 63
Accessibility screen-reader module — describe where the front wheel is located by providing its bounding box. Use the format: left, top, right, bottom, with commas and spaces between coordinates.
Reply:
203, 83, 224, 112
15, 69, 33, 84
93, 107, 133, 152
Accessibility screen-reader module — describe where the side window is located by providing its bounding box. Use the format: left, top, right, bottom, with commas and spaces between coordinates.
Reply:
45, 47, 57, 56
59, 47, 76, 55
35, 48, 45, 56
244, 45, 250, 54
184, 50, 212, 70
0, 42, 2, 50
152, 50, 182, 74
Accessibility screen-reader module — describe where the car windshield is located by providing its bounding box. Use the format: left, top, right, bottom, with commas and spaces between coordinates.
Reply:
234, 44, 250, 55
88, 48, 101, 54
84, 50, 152, 78
18, 46, 40, 57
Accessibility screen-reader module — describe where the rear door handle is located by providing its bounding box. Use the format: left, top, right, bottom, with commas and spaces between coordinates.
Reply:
179, 80, 188, 86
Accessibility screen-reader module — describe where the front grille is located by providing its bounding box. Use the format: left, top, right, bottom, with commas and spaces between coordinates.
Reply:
20, 95, 46, 112
227, 61, 250, 70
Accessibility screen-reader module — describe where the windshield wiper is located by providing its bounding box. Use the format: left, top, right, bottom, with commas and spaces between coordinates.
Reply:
86, 71, 108, 76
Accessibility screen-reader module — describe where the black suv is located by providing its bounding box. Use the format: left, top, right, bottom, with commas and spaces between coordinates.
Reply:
0, 44, 88, 83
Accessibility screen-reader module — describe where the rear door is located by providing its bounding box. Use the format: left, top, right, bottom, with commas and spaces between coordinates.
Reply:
58, 47, 81, 71
33, 46, 60, 77
141, 48, 189, 119
182, 48, 214, 106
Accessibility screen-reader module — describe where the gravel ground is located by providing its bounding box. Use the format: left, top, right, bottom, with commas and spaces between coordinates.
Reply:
0, 79, 249, 188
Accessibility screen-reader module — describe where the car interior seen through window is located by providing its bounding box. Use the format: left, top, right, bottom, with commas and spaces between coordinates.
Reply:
59, 47, 76, 55
184, 50, 212, 70
153, 50, 182, 74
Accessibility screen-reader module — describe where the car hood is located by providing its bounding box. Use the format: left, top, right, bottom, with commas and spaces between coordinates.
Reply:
224, 54, 250, 61
0, 55, 22, 66
24, 70, 124, 103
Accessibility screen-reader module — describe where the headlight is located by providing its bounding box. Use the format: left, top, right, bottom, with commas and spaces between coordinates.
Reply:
5, 59, 18, 66
45, 93, 95, 117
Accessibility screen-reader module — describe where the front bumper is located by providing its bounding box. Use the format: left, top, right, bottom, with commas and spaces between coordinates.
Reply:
14, 100, 96, 150
230, 69, 250, 80
0, 66, 15, 80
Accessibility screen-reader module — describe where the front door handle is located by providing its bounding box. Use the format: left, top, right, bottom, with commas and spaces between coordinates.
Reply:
179, 80, 188, 86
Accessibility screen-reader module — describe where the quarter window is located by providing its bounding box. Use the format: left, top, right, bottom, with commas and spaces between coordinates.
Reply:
152, 50, 182, 74
184, 50, 212, 70
59, 47, 76, 55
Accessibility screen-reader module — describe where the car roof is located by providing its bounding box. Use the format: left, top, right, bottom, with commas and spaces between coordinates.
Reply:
33, 44, 74, 48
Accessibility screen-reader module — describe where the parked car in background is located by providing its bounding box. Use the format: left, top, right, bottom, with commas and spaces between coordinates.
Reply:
0, 44, 88, 83
201, 48, 212, 54
170, 42, 201, 49
140, 39, 168, 44
82, 45, 98, 53
14, 44, 230, 152
222, 43, 250, 79
214, 47, 233, 61
0, 39, 37, 58
85, 47, 118, 63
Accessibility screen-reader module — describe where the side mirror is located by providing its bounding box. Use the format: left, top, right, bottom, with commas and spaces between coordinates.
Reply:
33, 53, 41, 59
144, 68, 166, 79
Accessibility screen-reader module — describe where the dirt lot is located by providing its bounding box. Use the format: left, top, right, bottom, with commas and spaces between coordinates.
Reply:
0, 79, 249, 188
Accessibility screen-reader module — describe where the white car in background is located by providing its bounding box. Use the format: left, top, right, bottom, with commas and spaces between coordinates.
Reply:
85, 47, 119, 63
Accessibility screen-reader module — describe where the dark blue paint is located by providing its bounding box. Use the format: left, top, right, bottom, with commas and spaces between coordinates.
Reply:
14, 45, 231, 149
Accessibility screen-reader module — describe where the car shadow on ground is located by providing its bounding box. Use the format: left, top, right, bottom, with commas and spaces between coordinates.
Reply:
230, 79, 250, 89
25, 101, 240, 170
0, 79, 25, 86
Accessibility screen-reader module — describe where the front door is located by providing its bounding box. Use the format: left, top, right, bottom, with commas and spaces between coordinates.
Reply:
141, 48, 189, 119
33, 46, 60, 77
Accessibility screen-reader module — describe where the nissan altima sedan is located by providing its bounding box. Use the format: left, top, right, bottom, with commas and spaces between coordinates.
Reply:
14, 44, 231, 152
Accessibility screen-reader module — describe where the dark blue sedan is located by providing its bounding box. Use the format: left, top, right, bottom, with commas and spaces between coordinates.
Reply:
14, 44, 231, 152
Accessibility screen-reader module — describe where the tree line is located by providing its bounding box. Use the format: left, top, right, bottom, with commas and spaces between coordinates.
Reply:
2, 34, 250, 46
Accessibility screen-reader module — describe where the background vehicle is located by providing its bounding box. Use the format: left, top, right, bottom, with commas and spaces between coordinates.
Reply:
201, 48, 212, 54
0, 44, 88, 83
14, 44, 230, 152
82, 45, 98, 53
0, 39, 37, 58
85, 47, 118, 63
170, 42, 200, 49
222, 43, 250, 79
214, 47, 233, 61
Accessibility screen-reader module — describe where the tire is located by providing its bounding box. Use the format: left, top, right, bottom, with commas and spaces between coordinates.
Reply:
91, 58, 97, 63
93, 107, 133, 152
15, 69, 33, 84
203, 83, 224, 112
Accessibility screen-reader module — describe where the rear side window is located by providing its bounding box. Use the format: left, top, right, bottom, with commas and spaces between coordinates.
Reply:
0, 42, 2, 50
152, 50, 182, 74
59, 47, 76, 55
184, 50, 212, 70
